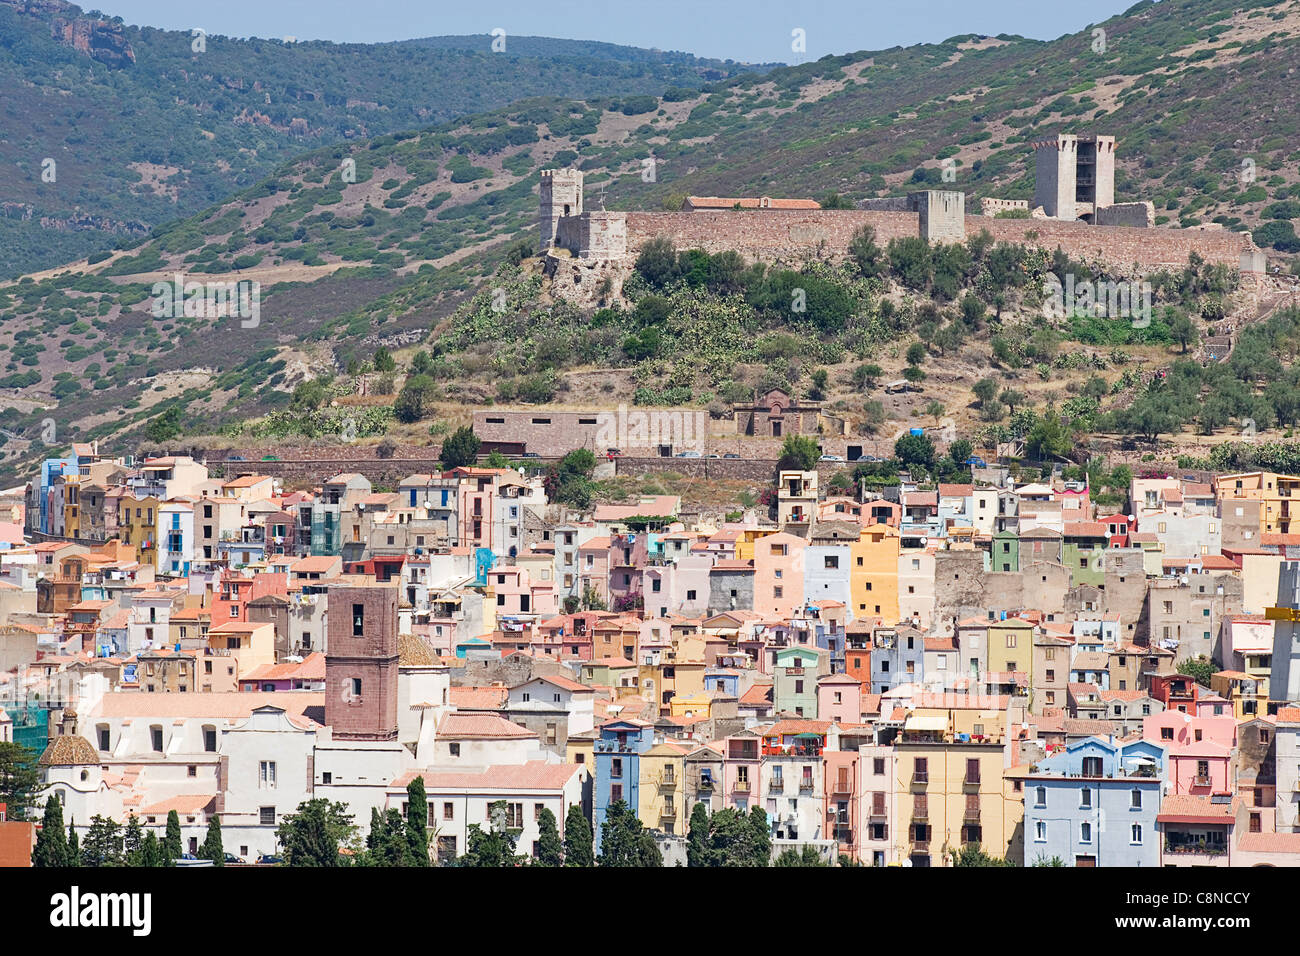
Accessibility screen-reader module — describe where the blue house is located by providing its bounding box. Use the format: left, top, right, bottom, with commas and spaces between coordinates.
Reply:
702, 668, 741, 700
592, 718, 655, 848
1023, 735, 1167, 867
870, 624, 925, 695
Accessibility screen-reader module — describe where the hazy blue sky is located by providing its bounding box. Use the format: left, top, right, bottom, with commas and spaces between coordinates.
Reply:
98, 0, 1138, 63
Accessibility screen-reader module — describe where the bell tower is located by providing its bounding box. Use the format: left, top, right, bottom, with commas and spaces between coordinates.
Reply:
324, 580, 399, 740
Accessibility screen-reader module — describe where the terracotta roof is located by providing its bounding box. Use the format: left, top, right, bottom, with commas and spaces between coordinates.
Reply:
137, 793, 217, 816
436, 713, 536, 740
397, 634, 440, 666
240, 652, 326, 683
938, 484, 973, 497
739, 683, 774, 706
1099, 689, 1147, 702
38, 734, 99, 766
94, 691, 323, 723
1156, 793, 1239, 824
449, 686, 509, 710
1064, 522, 1108, 537
1238, 832, 1300, 854
393, 761, 582, 792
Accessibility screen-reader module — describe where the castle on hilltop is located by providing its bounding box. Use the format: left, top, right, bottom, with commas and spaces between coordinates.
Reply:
539, 134, 1263, 305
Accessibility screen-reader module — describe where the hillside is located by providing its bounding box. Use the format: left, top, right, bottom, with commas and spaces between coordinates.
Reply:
0, 0, 768, 277
7, 0, 1300, 485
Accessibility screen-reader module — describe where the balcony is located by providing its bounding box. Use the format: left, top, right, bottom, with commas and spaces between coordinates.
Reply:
910, 773, 929, 789
734, 780, 750, 793
833, 778, 853, 795
698, 776, 714, 792
964, 806, 982, 822
963, 776, 981, 790
770, 777, 785, 793
799, 778, 815, 793
1194, 776, 1211, 788
912, 806, 929, 822
868, 803, 887, 821
658, 771, 677, 788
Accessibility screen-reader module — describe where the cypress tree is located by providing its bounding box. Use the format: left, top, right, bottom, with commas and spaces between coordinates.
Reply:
199, 816, 225, 866
31, 794, 70, 867
124, 815, 143, 862
535, 807, 562, 866
164, 809, 183, 861
405, 776, 430, 866
563, 804, 593, 867
687, 802, 711, 867
748, 806, 772, 866
67, 819, 80, 866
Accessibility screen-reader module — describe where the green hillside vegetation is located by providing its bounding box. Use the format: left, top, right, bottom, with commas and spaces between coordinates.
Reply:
0, 0, 767, 276
6, 0, 1300, 482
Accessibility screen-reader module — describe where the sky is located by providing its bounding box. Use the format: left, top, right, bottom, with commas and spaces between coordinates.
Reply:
95, 0, 1140, 63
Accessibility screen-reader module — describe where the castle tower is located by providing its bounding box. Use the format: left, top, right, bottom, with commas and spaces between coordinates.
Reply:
539, 168, 583, 253
1033, 134, 1116, 221
325, 580, 399, 740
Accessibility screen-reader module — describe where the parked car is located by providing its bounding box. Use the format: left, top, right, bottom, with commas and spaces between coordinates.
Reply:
853, 454, 881, 462
256, 854, 283, 865
606, 448, 623, 458
819, 454, 845, 462
965, 456, 988, 468
261, 455, 279, 461
520, 452, 541, 459
228, 455, 245, 461
675, 451, 702, 458
723, 453, 741, 459
224, 853, 246, 865
707, 454, 721, 459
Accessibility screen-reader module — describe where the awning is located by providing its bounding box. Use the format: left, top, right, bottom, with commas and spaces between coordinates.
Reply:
904, 714, 948, 732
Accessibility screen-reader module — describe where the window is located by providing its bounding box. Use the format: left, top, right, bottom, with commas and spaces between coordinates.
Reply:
1080, 788, 1092, 809
1130, 789, 1142, 809
1035, 787, 1046, 808
1035, 821, 1046, 842
443, 802, 454, 820
449, 743, 461, 757
352, 603, 365, 637
824, 556, 839, 569
350, 677, 362, 700
151, 726, 164, 753
203, 727, 217, 752
873, 758, 885, 775
260, 807, 276, 826
1080, 821, 1092, 843
1130, 823, 1142, 845
259, 761, 277, 789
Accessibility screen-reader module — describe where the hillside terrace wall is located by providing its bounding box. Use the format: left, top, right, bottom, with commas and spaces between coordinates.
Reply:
619, 210, 1253, 272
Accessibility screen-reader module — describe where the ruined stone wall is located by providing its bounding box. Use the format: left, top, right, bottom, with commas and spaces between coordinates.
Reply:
614, 209, 1250, 273
1095, 201, 1155, 228
980, 198, 1030, 217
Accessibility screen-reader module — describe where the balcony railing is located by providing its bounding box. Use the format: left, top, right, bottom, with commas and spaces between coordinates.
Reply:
734, 780, 750, 793
911, 773, 929, 788
1165, 841, 1226, 856
964, 807, 981, 822
1193, 776, 1211, 787
770, 777, 785, 793
912, 806, 929, 821
833, 778, 853, 795
799, 778, 815, 792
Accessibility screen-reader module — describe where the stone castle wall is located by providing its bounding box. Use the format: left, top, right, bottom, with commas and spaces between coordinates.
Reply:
616, 209, 1251, 272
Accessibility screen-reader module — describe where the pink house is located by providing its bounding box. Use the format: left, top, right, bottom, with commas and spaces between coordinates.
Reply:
753, 532, 807, 619
642, 553, 712, 618
1143, 711, 1236, 795
722, 730, 764, 811
818, 673, 863, 724
488, 566, 557, 618
577, 537, 612, 605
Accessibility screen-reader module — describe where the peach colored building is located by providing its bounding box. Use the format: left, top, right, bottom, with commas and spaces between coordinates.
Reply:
752, 532, 807, 619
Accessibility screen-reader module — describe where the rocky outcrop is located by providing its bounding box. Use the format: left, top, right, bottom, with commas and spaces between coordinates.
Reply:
50, 14, 136, 69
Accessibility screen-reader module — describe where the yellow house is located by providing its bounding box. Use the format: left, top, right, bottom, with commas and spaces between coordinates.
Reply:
1214, 471, 1300, 536
734, 528, 778, 562
891, 718, 1023, 865
850, 524, 900, 624
206, 620, 275, 679
639, 741, 689, 835
118, 495, 162, 568
669, 690, 716, 719
986, 618, 1036, 681
566, 729, 597, 772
